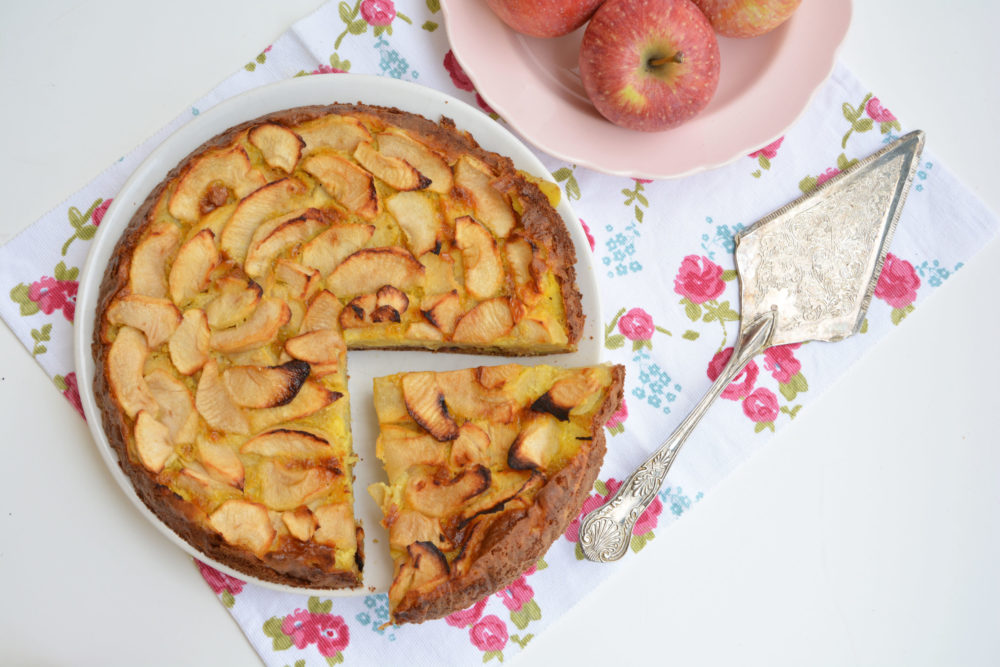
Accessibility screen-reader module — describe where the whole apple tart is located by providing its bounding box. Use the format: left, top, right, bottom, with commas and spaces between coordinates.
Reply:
92, 102, 590, 591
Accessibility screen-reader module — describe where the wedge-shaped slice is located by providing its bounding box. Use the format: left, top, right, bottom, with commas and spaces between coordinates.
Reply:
223, 360, 311, 409
251, 460, 340, 511
129, 222, 181, 299
244, 212, 326, 278
420, 291, 462, 336
451, 298, 514, 344
107, 326, 159, 419
354, 140, 430, 191
105, 295, 181, 349
297, 114, 371, 154
168, 229, 221, 305
208, 499, 275, 557
377, 131, 453, 194
313, 503, 357, 549
196, 359, 250, 434
327, 247, 424, 297
301, 290, 343, 333
204, 275, 262, 329
169, 308, 211, 375
284, 329, 346, 376
210, 297, 290, 354
219, 178, 309, 262
248, 123, 305, 173
145, 369, 199, 445
134, 411, 174, 473
401, 371, 459, 441
386, 191, 442, 257
241, 429, 335, 459
455, 216, 504, 299
300, 223, 376, 277
198, 436, 245, 488
403, 465, 491, 519
454, 155, 516, 239
168, 145, 267, 223
302, 153, 378, 220
247, 381, 341, 433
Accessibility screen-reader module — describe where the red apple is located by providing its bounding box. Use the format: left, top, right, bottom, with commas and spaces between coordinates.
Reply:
486, 0, 606, 38
579, 0, 720, 132
691, 0, 801, 38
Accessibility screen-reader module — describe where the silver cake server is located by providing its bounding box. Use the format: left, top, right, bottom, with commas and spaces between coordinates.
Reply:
579, 130, 926, 563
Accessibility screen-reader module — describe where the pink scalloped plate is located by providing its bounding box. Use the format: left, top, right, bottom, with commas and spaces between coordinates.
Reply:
440, 0, 851, 179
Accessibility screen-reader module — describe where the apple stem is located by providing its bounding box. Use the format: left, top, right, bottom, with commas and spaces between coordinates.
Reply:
647, 52, 684, 68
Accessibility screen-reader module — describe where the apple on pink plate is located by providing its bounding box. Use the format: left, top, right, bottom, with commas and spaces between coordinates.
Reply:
692, 0, 802, 38
486, 0, 606, 38
579, 0, 720, 131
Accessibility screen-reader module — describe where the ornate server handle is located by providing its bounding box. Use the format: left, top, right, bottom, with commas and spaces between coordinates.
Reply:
579, 311, 776, 562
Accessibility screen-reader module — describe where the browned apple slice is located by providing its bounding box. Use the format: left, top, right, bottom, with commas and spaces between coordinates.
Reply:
195, 359, 249, 434
508, 413, 561, 470
197, 436, 245, 487
420, 252, 460, 295
455, 215, 504, 299
145, 368, 199, 444
273, 259, 322, 302
386, 191, 442, 257
474, 364, 520, 390
300, 223, 376, 277
339, 293, 376, 329
169, 308, 211, 375
374, 285, 409, 320
420, 291, 462, 336
454, 155, 516, 239
387, 510, 450, 551
377, 131, 453, 194
248, 381, 341, 433
248, 123, 305, 173
451, 298, 514, 344
210, 297, 290, 354
222, 360, 310, 409
354, 140, 430, 191
244, 212, 326, 278
282, 507, 316, 542
128, 222, 181, 299
251, 460, 339, 511
327, 247, 424, 297
313, 503, 356, 549
504, 237, 537, 289
133, 410, 174, 473
219, 178, 309, 262
458, 469, 539, 523
297, 114, 371, 154
531, 368, 602, 420
105, 295, 181, 349
401, 371, 459, 441
168, 145, 267, 223
389, 540, 450, 607
302, 153, 378, 220
241, 429, 334, 458
166, 229, 221, 305
107, 326, 158, 418
284, 329, 346, 376
302, 290, 343, 333
449, 422, 492, 468
377, 425, 450, 482
403, 465, 491, 518
208, 499, 275, 556
204, 275, 262, 329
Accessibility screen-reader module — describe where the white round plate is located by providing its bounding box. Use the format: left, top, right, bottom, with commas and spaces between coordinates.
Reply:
441, 0, 852, 179
74, 74, 601, 596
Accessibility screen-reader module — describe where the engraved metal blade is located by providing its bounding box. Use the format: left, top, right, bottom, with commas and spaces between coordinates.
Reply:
735, 130, 925, 346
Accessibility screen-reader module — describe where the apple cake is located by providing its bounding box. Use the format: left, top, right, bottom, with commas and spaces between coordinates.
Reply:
369, 363, 624, 624
92, 102, 588, 591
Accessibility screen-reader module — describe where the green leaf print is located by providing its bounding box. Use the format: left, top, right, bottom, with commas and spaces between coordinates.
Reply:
551, 167, 581, 201
682, 329, 700, 341
324, 653, 345, 666
483, 650, 504, 663
778, 372, 808, 401
754, 421, 775, 433
510, 634, 534, 648
54, 261, 78, 282
62, 199, 102, 256
307, 596, 333, 614
221, 590, 235, 608
426, 0, 441, 11
263, 617, 293, 651
605, 333, 625, 350
10, 283, 40, 316
510, 599, 541, 630
682, 298, 701, 322
890, 304, 914, 325
593, 479, 608, 495
842, 93, 874, 148
422, 20, 438, 31
721, 269, 738, 282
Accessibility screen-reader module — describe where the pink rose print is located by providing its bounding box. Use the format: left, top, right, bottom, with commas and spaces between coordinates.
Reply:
874, 253, 920, 309
816, 167, 841, 187
444, 50, 474, 92
312, 64, 346, 75
61, 372, 84, 419
674, 255, 725, 304
617, 307, 655, 341
566, 478, 662, 542
281, 609, 350, 657
496, 575, 533, 612
28, 276, 78, 322
360, 0, 395, 25
865, 97, 897, 123
605, 397, 628, 432
580, 218, 595, 251
707, 347, 759, 400
196, 560, 245, 596
446, 597, 488, 628
749, 136, 784, 160
470, 615, 508, 652
742, 387, 780, 423
763, 344, 801, 384
91, 198, 113, 226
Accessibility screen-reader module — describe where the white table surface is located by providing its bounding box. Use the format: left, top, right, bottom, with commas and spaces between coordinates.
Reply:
2, 1, 998, 665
